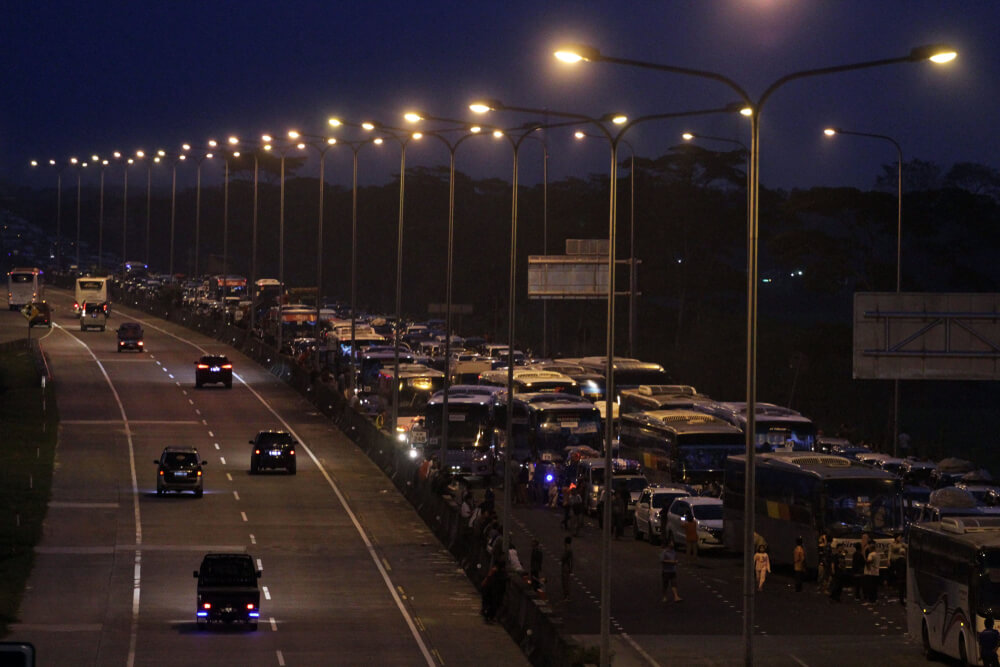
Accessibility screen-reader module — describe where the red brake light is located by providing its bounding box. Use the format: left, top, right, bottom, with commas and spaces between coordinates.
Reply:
221, 364, 232, 369
246, 603, 255, 610
196, 470, 202, 477
197, 364, 209, 369
254, 449, 261, 455
203, 602, 211, 609
289, 450, 295, 456
159, 470, 164, 476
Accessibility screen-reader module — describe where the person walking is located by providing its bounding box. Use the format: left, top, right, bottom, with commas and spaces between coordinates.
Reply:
981, 615, 1000, 667
560, 536, 574, 601
817, 532, 830, 593
864, 544, 881, 604
852, 542, 865, 600
660, 542, 682, 602
754, 544, 771, 591
685, 516, 700, 563
793, 536, 806, 592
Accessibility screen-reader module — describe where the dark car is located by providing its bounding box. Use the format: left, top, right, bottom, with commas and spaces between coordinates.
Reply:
194, 553, 261, 630
195, 354, 233, 388
27, 301, 52, 328
155, 446, 206, 496
80, 301, 109, 331
117, 322, 144, 352
249, 430, 297, 474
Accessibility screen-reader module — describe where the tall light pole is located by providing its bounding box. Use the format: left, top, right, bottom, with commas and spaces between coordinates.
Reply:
824, 126, 904, 454
181, 143, 215, 278
69, 157, 88, 271
290, 130, 339, 364
404, 112, 495, 473
555, 41, 957, 666
143, 153, 157, 269
29, 159, 63, 267
93, 156, 110, 274
113, 151, 140, 282
328, 118, 384, 397
156, 150, 188, 277
262, 135, 306, 354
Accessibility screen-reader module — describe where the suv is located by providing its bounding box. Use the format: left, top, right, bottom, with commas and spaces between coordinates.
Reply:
155, 447, 207, 496
663, 496, 724, 552
249, 430, 297, 474
194, 553, 261, 630
195, 354, 233, 388
633, 484, 696, 543
117, 322, 144, 352
80, 301, 108, 331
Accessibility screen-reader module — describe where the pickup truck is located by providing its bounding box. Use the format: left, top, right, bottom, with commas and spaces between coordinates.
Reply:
194, 553, 261, 630
116, 322, 144, 352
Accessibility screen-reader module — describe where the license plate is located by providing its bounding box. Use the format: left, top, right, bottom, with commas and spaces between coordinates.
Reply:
173, 471, 188, 478
269, 450, 282, 456
210, 366, 220, 372
411, 433, 427, 444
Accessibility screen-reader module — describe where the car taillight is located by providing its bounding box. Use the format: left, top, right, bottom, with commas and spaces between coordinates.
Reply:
221, 364, 232, 369
138, 341, 143, 346
203, 602, 211, 610
246, 603, 255, 610
196, 470, 202, 477
197, 364, 209, 369
254, 449, 261, 455
289, 450, 295, 456
159, 470, 164, 476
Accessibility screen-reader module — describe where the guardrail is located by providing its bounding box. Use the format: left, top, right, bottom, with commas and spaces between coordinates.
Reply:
112, 288, 583, 666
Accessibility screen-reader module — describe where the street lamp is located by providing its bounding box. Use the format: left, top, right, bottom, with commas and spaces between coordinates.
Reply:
823, 126, 904, 454
221, 136, 241, 289
143, 152, 161, 269
29, 159, 64, 267
113, 150, 140, 282
156, 149, 188, 277
69, 158, 89, 271
328, 117, 384, 397
181, 143, 215, 277
403, 112, 497, 474
556, 40, 957, 666
262, 135, 306, 355
93, 156, 110, 274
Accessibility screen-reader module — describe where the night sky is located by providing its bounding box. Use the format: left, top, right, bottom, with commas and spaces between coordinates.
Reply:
5, 1, 997, 191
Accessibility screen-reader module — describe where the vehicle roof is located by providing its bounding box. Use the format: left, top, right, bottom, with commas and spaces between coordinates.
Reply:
427, 390, 498, 406
728, 451, 897, 480
622, 409, 742, 434
199, 354, 230, 361
911, 517, 1000, 549
514, 392, 599, 411
701, 401, 813, 425
673, 495, 722, 506
162, 446, 199, 453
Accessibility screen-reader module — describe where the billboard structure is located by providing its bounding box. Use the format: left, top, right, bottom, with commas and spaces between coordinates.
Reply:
854, 292, 1000, 380
527, 239, 634, 300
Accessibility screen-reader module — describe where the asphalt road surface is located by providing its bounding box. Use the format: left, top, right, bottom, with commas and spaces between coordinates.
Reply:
3, 293, 526, 667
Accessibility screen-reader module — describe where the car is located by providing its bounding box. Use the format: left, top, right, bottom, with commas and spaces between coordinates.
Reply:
80, 301, 109, 331
633, 484, 696, 543
663, 496, 724, 552
249, 430, 297, 474
195, 354, 233, 388
155, 447, 207, 496
194, 553, 261, 630
116, 322, 144, 352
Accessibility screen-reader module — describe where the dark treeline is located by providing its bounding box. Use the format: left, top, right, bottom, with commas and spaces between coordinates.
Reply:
6, 147, 1000, 465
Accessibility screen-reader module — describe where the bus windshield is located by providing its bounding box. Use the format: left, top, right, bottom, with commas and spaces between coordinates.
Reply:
536, 409, 602, 453
824, 478, 901, 537
426, 403, 492, 448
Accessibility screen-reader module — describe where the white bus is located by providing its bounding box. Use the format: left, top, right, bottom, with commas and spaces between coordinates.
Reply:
698, 401, 817, 451
479, 368, 580, 396
907, 517, 1000, 664
7, 267, 43, 310
723, 451, 903, 569
74, 276, 110, 316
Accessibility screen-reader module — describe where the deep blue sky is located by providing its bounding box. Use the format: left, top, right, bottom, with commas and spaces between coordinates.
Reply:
5, 1, 996, 191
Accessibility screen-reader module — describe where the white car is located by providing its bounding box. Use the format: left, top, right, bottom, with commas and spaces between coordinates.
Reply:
664, 496, 724, 552
633, 484, 695, 543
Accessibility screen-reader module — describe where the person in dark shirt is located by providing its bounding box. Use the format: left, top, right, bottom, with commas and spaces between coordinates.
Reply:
980, 615, 1000, 667
851, 542, 865, 600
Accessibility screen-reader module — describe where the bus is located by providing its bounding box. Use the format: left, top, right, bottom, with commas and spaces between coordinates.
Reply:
618, 384, 712, 414
907, 517, 1000, 664
574, 357, 670, 398
697, 401, 817, 451
376, 363, 445, 437
479, 368, 580, 396
211, 275, 248, 305
73, 276, 109, 316
418, 386, 501, 477
723, 452, 903, 569
506, 393, 602, 464
618, 409, 744, 487
7, 267, 43, 310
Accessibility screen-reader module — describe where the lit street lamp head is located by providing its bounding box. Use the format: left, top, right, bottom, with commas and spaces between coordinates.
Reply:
403, 112, 422, 123
553, 43, 601, 63
469, 99, 502, 113
909, 44, 958, 63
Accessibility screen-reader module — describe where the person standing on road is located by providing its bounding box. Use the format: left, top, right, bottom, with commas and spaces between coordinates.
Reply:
980, 615, 1000, 667
685, 516, 699, 563
569, 487, 584, 536
829, 544, 846, 602
754, 544, 771, 591
863, 544, 880, 604
817, 532, 830, 593
793, 536, 806, 592
660, 543, 682, 602
560, 537, 574, 601
888, 533, 907, 604
852, 542, 865, 600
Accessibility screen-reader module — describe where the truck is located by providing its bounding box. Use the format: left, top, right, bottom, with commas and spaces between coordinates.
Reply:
193, 553, 261, 630
74, 276, 110, 316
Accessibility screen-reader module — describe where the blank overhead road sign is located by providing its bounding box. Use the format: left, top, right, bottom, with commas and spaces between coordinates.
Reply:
854, 292, 1000, 380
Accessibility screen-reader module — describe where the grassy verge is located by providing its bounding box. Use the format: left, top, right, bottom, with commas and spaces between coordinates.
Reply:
0, 345, 57, 634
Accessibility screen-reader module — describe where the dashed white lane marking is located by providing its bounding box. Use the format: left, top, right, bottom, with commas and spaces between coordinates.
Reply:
257, 558, 264, 571
188, 399, 194, 405
208, 431, 214, 437
226, 473, 233, 481
233, 491, 240, 501
250, 534, 256, 544
220, 457, 226, 465
195, 409, 201, 415
214, 443, 220, 450
167, 374, 174, 379
241, 512, 248, 522
789, 654, 808, 667
276, 649, 285, 665
270, 617, 278, 632
263, 586, 271, 600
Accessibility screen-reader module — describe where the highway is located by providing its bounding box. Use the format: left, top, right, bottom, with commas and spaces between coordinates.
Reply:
4, 293, 526, 666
